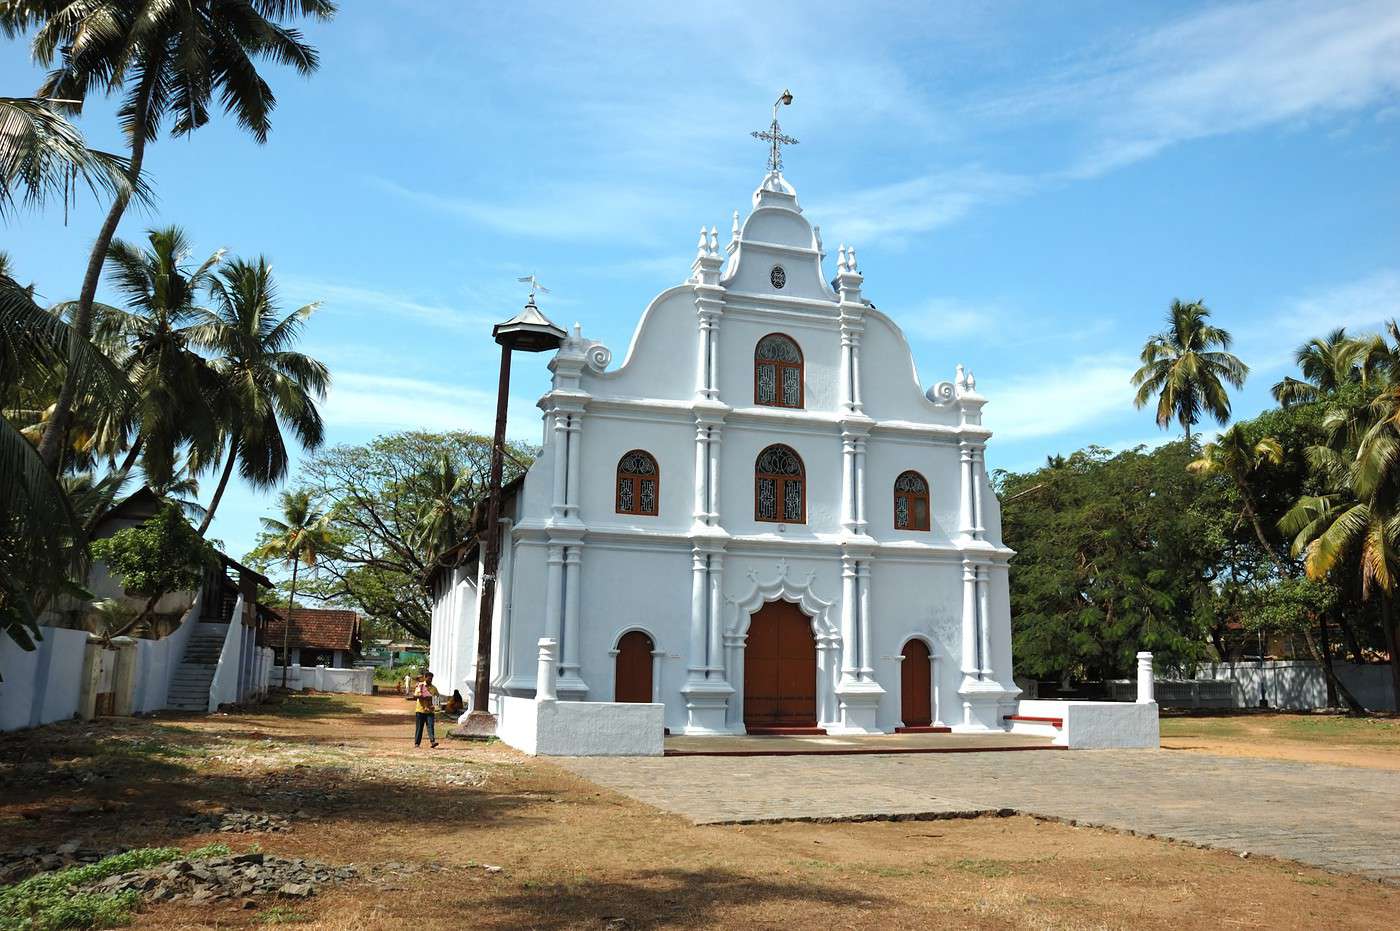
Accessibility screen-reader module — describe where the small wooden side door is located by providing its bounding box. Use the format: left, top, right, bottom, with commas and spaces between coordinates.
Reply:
615, 631, 654, 703
900, 639, 932, 727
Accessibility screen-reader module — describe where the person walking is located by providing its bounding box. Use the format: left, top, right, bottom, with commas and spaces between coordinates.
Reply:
409, 671, 440, 748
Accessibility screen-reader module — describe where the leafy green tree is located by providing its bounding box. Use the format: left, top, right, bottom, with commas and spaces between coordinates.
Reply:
89, 500, 215, 639
998, 441, 1229, 683
1131, 299, 1248, 445
191, 257, 328, 536
2, 0, 336, 473
1190, 425, 1364, 710
249, 489, 330, 688
250, 432, 534, 642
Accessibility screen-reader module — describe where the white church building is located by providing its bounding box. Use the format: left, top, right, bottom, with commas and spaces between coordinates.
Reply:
428, 158, 1023, 737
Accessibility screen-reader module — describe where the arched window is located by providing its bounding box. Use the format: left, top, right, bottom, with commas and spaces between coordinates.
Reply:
616, 450, 659, 516
894, 470, 930, 531
755, 444, 805, 523
754, 333, 803, 409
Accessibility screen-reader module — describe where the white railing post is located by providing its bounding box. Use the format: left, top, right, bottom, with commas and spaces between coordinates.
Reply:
1136, 651, 1155, 703
536, 638, 558, 702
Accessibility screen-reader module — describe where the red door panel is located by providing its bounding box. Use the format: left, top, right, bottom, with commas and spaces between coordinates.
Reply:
744, 601, 817, 729
901, 639, 932, 727
615, 631, 654, 703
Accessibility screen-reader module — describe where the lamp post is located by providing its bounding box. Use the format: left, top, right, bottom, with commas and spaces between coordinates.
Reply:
458, 290, 565, 737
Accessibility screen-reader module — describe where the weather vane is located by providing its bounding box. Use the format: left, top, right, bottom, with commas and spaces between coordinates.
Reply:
751, 89, 797, 173
516, 274, 550, 301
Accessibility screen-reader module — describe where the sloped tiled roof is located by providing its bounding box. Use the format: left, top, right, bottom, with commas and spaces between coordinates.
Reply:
264, 607, 360, 652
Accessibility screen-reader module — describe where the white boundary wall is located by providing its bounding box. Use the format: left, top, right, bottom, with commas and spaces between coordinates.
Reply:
1196, 661, 1395, 712
498, 695, 664, 756
208, 595, 246, 711
271, 664, 373, 695
1012, 698, 1160, 749
0, 626, 90, 731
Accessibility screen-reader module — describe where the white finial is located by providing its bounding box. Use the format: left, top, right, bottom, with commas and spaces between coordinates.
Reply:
709, 226, 718, 253
848, 247, 858, 272
732, 210, 741, 240
838, 244, 848, 272
955, 363, 966, 388
813, 224, 823, 253
696, 227, 708, 252
572, 322, 582, 338
966, 370, 976, 390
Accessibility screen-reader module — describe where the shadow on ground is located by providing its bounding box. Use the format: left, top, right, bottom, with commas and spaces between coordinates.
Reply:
479, 868, 891, 929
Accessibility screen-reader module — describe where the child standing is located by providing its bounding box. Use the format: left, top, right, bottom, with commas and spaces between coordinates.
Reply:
409, 671, 440, 748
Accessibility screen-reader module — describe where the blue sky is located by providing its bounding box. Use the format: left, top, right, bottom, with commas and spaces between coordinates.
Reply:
5, 0, 1400, 561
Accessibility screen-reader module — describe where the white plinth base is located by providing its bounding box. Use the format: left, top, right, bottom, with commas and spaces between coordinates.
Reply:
832, 678, 885, 734
681, 678, 734, 735
555, 673, 589, 701
497, 695, 664, 756
956, 678, 1020, 731
1012, 699, 1160, 749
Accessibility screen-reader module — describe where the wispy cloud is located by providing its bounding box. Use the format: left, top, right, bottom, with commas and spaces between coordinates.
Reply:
821, 166, 1034, 244
979, 0, 1400, 177
1244, 268, 1400, 371
282, 274, 491, 334
900, 296, 1010, 343
323, 372, 541, 440
982, 357, 1139, 441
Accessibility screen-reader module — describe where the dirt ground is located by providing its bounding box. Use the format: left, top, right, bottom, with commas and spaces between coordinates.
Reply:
2, 694, 1396, 930
1160, 711, 1400, 770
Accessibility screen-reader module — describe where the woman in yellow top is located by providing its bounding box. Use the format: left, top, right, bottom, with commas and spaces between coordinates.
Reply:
409, 672, 440, 748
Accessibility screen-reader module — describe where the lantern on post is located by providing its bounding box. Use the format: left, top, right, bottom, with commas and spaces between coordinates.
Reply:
457, 281, 565, 737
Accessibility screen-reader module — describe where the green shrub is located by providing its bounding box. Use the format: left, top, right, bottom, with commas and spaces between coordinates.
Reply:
0, 843, 230, 930
90, 503, 215, 600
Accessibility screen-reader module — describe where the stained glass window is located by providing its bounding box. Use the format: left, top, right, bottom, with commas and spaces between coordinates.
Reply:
894, 470, 930, 531
754, 334, 803, 409
617, 450, 659, 516
756, 444, 804, 523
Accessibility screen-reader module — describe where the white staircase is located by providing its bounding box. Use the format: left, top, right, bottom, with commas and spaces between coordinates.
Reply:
166, 623, 228, 712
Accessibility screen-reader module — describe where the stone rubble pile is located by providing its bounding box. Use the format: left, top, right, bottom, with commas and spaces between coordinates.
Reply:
0, 841, 120, 884
84, 852, 356, 903
169, 809, 297, 834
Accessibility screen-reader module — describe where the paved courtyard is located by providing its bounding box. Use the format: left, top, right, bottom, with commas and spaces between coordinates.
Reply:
557, 748, 1400, 883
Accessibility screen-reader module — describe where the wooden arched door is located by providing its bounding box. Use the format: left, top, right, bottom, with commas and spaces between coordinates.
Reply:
615, 631, 654, 703
744, 600, 818, 730
900, 639, 932, 727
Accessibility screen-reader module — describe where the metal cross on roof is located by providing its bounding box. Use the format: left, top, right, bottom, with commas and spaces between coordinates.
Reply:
751, 89, 798, 173
516, 274, 550, 301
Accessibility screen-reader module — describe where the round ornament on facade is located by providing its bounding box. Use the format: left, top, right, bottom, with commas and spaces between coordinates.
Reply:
769, 265, 786, 289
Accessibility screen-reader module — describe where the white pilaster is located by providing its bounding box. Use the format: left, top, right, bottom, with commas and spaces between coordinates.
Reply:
543, 544, 564, 644
707, 423, 722, 523
857, 560, 874, 680
958, 442, 976, 540
706, 554, 725, 676
564, 413, 582, 521
687, 548, 707, 681
840, 434, 856, 533
977, 565, 993, 679
960, 559, 978, 685
558, 544, 586, 698
854, 436, 868, 535
692, 423, 708, 526
839, 554, 859, 683
972, 446, 986, 540
550, 411, 568, 522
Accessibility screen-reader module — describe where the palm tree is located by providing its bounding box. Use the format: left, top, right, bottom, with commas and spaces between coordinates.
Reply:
1282, 415, 1400, 706
1271, 328, 1367, 407
0, 96, 139, 218
250, 489, 330, 689
2, 0, 336, 473
190, 258, 328, 537
1, 256, 123, 651
1191, 426, 1363, 711
91, 227, 224, 493
413, 451, 471, 565
1132, 300, 1248, 446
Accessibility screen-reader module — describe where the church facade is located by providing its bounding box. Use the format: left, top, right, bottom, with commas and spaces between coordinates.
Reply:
429, 167, 1019, 736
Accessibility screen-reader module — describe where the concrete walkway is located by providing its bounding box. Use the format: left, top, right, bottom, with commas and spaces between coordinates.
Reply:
556, 749, 1400, 883
664, 731, 1054, 755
